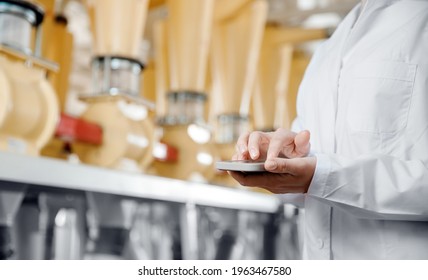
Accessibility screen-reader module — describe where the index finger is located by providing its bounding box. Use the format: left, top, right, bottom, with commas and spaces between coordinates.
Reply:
267, 128, 297, 160
247, 131, 270, 160
235, 131, 251, 159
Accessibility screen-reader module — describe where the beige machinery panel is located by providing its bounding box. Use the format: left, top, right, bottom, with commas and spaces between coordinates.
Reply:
153, 19, 169, 117
210, 0, 268, 116
214, 0, 252, 21
149, 124, 216, 182
253, 42, 294, 130
89, 0, 149, 57
167, 0, 214, 92
252, 27, 327, 130
0, 56, 59, 155
150, 0, 216, 182
73, 100, 154, 171
38, 0, 73, 112
0, 65, 11, 128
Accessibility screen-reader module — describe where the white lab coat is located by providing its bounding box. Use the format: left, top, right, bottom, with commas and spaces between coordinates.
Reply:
292, 0, 428, 259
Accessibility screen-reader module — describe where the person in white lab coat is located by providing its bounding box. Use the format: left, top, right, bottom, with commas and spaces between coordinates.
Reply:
230, 0, 428, 259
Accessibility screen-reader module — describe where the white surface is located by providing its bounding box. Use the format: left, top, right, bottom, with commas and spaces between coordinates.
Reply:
0, 151, 280, 213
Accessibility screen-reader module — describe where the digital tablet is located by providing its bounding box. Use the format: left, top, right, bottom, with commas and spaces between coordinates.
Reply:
215, 160, 266, 172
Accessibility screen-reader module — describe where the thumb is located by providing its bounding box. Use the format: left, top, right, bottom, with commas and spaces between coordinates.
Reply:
294, 130, 310, 156
265, 158, 298, 174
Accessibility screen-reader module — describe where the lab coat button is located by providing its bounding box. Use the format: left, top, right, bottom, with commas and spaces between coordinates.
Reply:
317, 238, 324, 249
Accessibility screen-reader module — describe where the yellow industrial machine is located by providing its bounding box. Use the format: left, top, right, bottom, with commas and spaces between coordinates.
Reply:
253, 27, 327, 131
149, 0, 216, 182
0, 0, 59, 156
73, 56, 155, 171
253, 41, 293, 132
72, 0, 154, 172
209, 0, 268, 187
36, 0, 77, 160
38, 0, 73, 112
71, 0, 157, 260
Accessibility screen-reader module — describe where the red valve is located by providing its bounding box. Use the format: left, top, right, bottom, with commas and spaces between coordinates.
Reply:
55, 113, 103, 145
153, 141, 179, 163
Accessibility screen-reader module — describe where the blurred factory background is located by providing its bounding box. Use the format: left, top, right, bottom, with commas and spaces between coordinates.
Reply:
0, 0, 358, 260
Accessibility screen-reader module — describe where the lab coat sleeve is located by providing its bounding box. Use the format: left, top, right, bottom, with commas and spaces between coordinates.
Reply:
307, 153, 428, 221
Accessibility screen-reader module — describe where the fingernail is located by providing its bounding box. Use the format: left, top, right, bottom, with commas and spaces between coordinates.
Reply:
250, 148, 258, 158
239, 145, 246, 154
265, 160, 277, 170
